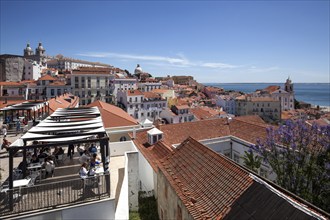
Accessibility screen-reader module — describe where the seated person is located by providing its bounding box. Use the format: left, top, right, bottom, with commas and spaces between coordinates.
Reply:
88, 144, 97, 154
77, 144, 85, 156
26, 152, 32, 164
90, 153, 101, 168
30, 154, 40, 164
38, 150, 48, 159
57, 147, 64, 155
42, 157, 55, 177
79, 162, 89, 179
1, 137, 11, 151
79, 150, 90, 164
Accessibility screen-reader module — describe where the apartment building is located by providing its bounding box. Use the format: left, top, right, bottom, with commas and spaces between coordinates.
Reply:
71, 67, 115, 105
117, 90, 167, 122
236, 95, 281, 121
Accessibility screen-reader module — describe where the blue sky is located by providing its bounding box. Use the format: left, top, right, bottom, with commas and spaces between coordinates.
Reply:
1, 1, 329, 83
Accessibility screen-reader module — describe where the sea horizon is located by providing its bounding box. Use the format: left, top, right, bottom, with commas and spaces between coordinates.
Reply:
203, 82, 330, 107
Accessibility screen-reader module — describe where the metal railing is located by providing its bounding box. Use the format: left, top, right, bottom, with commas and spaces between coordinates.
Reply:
0, 173, 110, 218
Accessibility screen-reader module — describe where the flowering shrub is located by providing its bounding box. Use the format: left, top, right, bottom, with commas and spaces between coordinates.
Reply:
253, 120, 330, 212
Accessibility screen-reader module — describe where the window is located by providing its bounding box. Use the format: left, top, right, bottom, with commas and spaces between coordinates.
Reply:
135, 97, 138, 102
129, 98, 132, 102
120, 136, 127, 142
234, 154, 240, 163
224, 152, 231, 158
51, 89, 55, 96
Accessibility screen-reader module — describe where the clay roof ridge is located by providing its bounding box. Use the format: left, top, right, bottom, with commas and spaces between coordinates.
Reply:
97, 100, 138, 125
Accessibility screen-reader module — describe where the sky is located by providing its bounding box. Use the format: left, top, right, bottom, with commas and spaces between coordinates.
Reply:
0, 1, 329, 83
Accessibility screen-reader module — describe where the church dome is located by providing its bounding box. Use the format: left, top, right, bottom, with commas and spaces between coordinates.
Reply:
134, 64, 143, 75
25, 43, 32, 51
37, 42, 44, 50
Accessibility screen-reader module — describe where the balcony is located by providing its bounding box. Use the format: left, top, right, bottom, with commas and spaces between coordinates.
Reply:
0, 153, 125, 219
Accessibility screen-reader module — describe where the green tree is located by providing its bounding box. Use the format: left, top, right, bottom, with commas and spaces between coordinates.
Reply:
242, 150, 262, 173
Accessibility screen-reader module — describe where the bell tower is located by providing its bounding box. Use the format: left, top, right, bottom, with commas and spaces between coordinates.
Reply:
285, 77, 293, 93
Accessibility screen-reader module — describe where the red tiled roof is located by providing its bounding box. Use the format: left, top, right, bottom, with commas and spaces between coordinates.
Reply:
133, 131, 173, 171
48, 94, 79, 113
87, 100, 138, 128
0, 100, 28, 109
263, 85, 280, 93
191, 107, 219, 120
155, 118, 231, 146
152, 89, 170, 94
134, 115, 268, 147
0, 81, 23, 86
128, 90, 144, 96
158, 137, 253, 219
48, 81, 66, 86
143, 92, 161, 99
38, 74, 57, 81
175, 105, 189, 110
72, 67, 112, 75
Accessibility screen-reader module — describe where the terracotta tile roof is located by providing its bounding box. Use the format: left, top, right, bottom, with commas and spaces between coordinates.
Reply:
48, 94, 79, 113
133, 131, 173, 171
159, 137, 253, 219
158, 118, 231, 146
48, 81, 66, 86
38, 74, 57, 81
127, 90, 144, 96
191, 107, 220, 120
72, 67, 112, 75
249, 97, 278, 102
0, 81, 23, 86
135, 115, 268, 148
229, 118, 268, 144
175, 104, 189, 110
0, 100, 28, 109
87, 100, 138, 128
263, 85, 280, 93
143, 92, 161, 99
152, 89, 170, 94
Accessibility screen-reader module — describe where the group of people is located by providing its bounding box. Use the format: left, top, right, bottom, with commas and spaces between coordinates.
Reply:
79, 152, 102, 179
27, 148, 60, 178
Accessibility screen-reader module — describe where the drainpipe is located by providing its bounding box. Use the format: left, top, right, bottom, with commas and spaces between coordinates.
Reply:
230, 141, 233, 159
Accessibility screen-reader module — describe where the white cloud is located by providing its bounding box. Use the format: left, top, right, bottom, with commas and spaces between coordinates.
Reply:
77, 52, 237, 69
247, 66, 279, 73
201, 62, 238, 69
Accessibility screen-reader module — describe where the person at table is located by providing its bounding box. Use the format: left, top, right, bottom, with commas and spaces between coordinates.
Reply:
88, 144, 97, 154
30, 154, 40, 164
79, 162, 89, 179
79, 150, 90, 164
1, 137, 11, 151
90, 153, 101, 168
43, 157, 55, 178
38, 149, 48, 159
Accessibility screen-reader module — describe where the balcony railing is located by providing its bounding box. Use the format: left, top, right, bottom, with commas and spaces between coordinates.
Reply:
0, 173, 110, 218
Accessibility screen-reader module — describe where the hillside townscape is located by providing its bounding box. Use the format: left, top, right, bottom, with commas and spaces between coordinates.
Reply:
0, 42, 329, 219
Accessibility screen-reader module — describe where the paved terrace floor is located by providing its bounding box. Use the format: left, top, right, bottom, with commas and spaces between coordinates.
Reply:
0, 134, 125, 217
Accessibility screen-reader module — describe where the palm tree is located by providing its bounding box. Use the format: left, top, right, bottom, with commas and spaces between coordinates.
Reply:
242, 150, 261, 173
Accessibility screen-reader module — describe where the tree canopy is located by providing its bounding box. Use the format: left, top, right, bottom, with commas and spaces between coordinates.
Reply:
252, 120, 330, 212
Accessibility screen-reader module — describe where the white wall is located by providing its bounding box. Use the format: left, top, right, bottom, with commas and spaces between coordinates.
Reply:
109, 141, 137, 156
20, 199, 115, 220
138, 150, 154, 192
127, 152, 139, 211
